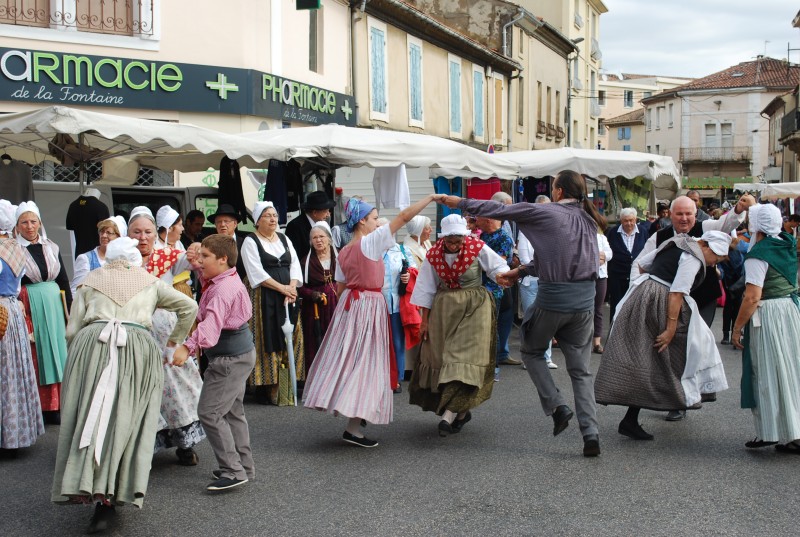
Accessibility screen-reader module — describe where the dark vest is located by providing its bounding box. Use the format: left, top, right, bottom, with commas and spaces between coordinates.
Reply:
656, 223, 720, 306
649, 243, 704, 291
250, 232, 293, 353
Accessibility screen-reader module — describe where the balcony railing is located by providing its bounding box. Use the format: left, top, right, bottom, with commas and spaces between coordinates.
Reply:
590, 100, 601, 118
780, 111, 800, 139
0, 0, 154, 36
679, 146, 752, 162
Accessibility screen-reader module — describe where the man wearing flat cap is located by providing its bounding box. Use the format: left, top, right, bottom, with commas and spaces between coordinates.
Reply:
208, 203, 247, 280
285, 191, 336, 263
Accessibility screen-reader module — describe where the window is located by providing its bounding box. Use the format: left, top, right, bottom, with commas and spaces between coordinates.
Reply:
643, 91, 652, 99
721, 122, 733, 147
647, 145, 651, 153
368, 18, 388, 121
705, 123, 717, 146
598, 122, 605, 135
598, 90, 606, 106
668, 103, 674, 127
309, 8, 324, 73
623, 144, 631, 151
0, 0, 159, 46
407, 36, 424, 127
555, 90, 561, 126
537, 81, 542, 124
656, 106, 663, 129
517, 76, 525, 127
546, 86, 552, 124
655, 144, 660, 155
624, 90, 633, 108
646, 108, 652, 130
617, 127, 631, 140
472, 66, 484, 139
448, 54, 462, 136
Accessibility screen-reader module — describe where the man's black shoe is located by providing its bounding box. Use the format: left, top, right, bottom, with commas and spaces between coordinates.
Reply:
207, 477, 248, 491
701, 393, 717, 403
552, 405, 574, 436
583, 434, 601, 457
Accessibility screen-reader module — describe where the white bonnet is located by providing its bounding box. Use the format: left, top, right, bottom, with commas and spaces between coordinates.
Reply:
440, 214, 469, 237
156, 205, 180, 230
0, 200, 17, 234
748, 204, 782, 237
253, 201, 275, 223
105, 236, 142, 265
405, 215, 430, 237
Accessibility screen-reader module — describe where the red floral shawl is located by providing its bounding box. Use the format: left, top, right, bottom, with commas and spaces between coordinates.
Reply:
426, 236, 484, 289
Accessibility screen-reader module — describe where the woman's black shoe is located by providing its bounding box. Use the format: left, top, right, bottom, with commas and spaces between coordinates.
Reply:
451, 411, 472, 432
438, 420, 455, 437
86, 503, 116, 534
618, 419, 654, 440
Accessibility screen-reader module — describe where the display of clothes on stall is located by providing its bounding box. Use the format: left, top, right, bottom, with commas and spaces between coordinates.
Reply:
65, 188, 110, 258
0, 154, 34, 205
466, 177, 502, 200
264, 159, 303, 225
218, 156, 250, 223
373, 164, 410, 209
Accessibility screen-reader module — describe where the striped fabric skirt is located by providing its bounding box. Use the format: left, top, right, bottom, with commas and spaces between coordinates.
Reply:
748, 297, 800, 443
303, 289, 393, 424
0, 296, 44, 448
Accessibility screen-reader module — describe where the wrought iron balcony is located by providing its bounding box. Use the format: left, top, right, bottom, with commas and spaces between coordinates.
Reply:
780, 111, 800, 140
590, 100, 601, 118
574, 13, 583, 29
679, 146, 752, 162
591, 38, 602, 61
0, 0, 154, 36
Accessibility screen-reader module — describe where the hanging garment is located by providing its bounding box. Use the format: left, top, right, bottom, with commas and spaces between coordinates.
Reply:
217, 156, 249, 223
0, 157, 34, 204
373, 164, 411, 209
66, 194, 110, 258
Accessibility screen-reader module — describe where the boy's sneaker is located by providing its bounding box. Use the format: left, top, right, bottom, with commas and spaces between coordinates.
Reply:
547, 361, 558, 369
207, 477, 248, 491
212, 469, 255, 481
342, 431, 378, 448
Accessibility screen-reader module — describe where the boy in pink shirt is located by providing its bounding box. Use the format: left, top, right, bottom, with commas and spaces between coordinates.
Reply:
173, 234, 255, 492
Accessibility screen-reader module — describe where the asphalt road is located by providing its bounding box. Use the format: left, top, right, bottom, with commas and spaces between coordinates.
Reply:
3, 307, 799, 536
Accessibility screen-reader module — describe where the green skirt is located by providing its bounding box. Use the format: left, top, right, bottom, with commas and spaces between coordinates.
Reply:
409, 286, 496, 415
51, 322, 163, 508
25, 281, 68, 385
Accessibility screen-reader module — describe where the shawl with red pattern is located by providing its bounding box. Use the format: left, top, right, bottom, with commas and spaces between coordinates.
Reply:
425, 235, 485, 289
145, 246, 183, 279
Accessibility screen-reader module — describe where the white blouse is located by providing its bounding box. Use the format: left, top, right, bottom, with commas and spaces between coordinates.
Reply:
744, 258, 769, 287
636, 247, 703, 295
71, 247, 105, 296
597, 233, 613, 279
334, 225, 396, 284
241, 233, 303, 288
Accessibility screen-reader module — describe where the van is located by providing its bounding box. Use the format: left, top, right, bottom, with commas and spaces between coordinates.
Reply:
32, 181, 237, 278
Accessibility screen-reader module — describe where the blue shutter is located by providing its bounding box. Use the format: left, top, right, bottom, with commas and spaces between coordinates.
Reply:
370, 27, 386, 114
625, 127, 631, 139
450, 60, 461, 133
623, 145, 631, 151
473, 70, 484, 137
617, 127, 623, 140
409, 43, 423, 122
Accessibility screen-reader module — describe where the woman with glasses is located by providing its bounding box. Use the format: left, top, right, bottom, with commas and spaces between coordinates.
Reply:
70, 217, 126, 295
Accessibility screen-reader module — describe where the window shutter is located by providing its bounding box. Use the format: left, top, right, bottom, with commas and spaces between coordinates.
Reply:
473, 71, 484, 137
450, 61, 461, 133
370, 27, 387, 114
409, 44, 422, 121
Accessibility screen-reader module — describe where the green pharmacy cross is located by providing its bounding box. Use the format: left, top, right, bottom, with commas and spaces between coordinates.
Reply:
205, 73, 239, 100
341, 99, 353, 121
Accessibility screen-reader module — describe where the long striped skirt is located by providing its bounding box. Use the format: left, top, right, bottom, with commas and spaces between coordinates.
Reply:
0, 296, 45, 448
748, 297, 800, 443
303, 289, 392, 424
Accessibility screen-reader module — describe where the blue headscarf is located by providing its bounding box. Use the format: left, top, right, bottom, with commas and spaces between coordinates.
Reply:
344, 198, 375, 232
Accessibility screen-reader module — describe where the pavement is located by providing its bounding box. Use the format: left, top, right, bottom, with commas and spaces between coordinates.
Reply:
3, 306, 800, 536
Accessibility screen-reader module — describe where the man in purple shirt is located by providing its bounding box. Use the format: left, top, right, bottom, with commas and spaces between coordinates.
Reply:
440, 170, 606, 457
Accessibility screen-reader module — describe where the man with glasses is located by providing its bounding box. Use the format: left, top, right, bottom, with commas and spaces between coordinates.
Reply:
208, 204, 247, 280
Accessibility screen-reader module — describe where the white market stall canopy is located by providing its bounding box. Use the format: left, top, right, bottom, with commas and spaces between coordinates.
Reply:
0, 105, 292, 173
236, 124, 520, 180
760, 182, 800, 200
500, 147, 682, 196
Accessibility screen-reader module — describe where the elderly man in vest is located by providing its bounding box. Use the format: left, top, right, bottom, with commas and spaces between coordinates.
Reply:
630, 193, 754, 420
606, 208, 650, 324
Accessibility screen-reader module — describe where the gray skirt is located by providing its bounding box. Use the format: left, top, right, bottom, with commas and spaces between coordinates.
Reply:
51, 322, 163, 507
595, 279, 692, 410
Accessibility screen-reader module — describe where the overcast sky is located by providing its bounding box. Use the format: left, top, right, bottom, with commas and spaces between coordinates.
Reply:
599, 0, 800, 79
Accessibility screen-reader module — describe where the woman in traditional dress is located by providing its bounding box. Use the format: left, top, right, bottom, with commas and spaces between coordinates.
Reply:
409, 214, 508, 436
16, 201, 71, 425
732, 203, 800, 453
303, 194, 439, 447
128, 207, 205, 465
51, 237, 197, 534
0, 200, 44, 453
594, 231, 732, 441
298, 221, 338, 376
402, 215, 432, 268
70, 216, 126, 295
241, 201, 304, 405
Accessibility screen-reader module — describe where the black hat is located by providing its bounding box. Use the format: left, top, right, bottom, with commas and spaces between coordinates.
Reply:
301, 191, 336, 211
207, 203, 241, 224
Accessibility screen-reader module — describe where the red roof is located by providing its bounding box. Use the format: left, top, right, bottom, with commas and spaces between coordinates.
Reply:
674, 57, 799, 92
603, 108, 644, 125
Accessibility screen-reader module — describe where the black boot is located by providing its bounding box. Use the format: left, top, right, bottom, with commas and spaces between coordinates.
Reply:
720, 332, 730, 345
86, 503, 116, 534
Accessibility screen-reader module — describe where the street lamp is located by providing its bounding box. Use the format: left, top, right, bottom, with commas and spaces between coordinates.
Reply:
566, 37, 584, 148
